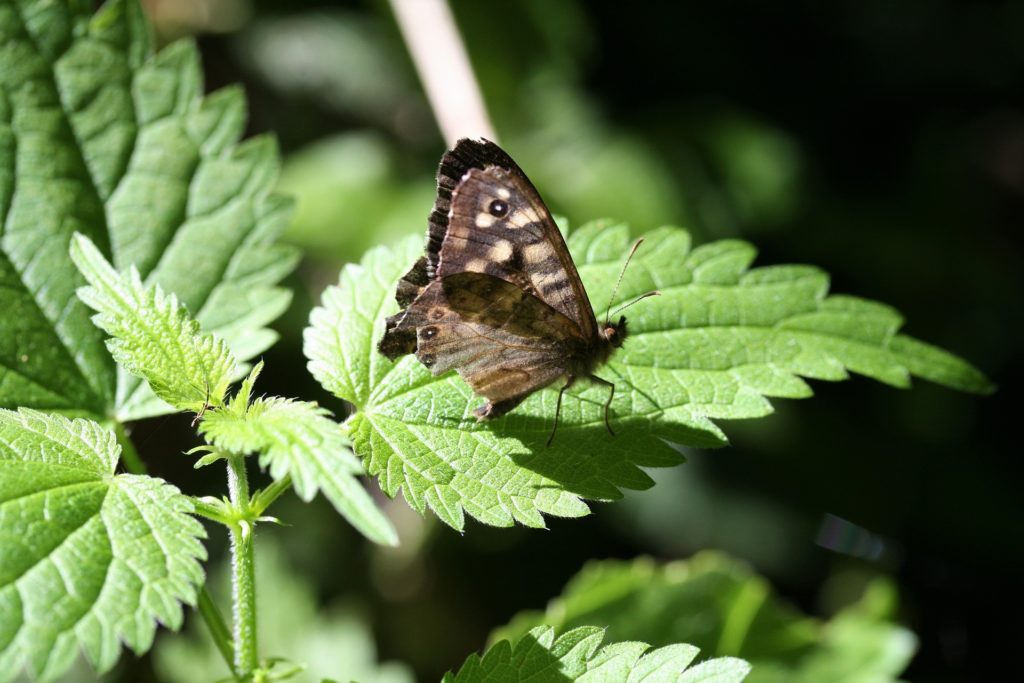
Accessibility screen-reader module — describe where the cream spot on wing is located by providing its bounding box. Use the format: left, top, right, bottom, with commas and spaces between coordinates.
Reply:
490, 240, 513, 262
522, 242, 550, 263
532, 272, 557, 293
508, 208, 539, 228
465, 258, 489, 272
475, 213, 495, 228
497, 188, 511, 200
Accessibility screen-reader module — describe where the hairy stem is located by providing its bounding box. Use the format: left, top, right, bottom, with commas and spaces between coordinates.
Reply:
108, 422, 240, 672
227, 455, 258, 677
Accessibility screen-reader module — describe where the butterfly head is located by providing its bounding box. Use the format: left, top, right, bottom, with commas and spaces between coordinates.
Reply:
600, 315, 628, 348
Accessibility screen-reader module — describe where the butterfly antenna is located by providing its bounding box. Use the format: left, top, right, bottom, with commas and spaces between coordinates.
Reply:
604, 238, 645, 323
610, 290, 662, 317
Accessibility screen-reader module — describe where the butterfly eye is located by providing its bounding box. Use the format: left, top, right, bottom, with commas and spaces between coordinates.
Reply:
488, 199, 509, 217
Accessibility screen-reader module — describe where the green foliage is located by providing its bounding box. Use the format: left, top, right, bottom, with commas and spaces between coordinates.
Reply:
71, 231, 396, 544
199, 370, 398, 546
444, 625, 750, 683
156, 537, 413, 683
71, 234, 238, 413
491, 553, 915, 683
0, 408, 206, 683
277, 133, 435, 264
0, 0, 297, 422
305, 220, 992, 531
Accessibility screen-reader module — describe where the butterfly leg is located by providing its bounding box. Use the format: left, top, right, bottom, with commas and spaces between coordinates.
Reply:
191, 379, 212, 428
546, 376, 576, 447
588, 375, 616, 437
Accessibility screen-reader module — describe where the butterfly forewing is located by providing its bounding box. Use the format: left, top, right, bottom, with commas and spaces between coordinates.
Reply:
439, 164, 598, 340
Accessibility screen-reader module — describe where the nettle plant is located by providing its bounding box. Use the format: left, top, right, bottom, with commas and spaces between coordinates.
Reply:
0, 2, 992, 683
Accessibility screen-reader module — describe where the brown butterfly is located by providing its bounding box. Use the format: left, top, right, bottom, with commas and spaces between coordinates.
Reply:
378, 139, 656, 444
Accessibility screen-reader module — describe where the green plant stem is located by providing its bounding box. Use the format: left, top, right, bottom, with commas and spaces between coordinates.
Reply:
108, 420, 240, 673
112, 421, 145, 474
227, 454, 251, 508
198, 587, 237, 678
227, 455, 258, 678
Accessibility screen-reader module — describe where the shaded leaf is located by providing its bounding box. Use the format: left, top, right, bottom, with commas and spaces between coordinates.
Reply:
0, 0, 297, 421
491, 553, 915, 683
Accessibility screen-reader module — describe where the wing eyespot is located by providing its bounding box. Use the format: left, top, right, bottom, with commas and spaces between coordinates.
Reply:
488, 199, 509, 217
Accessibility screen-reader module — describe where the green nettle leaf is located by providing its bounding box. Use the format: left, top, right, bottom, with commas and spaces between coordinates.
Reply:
0, 408, 207, 683
69, 231, 396, 543
304, 221, 993, 531
71, 233, 238, 413
199, 387, 398, 546
0, 0, 298, 421
491, 553, 915, 683
444, 625, 750, 683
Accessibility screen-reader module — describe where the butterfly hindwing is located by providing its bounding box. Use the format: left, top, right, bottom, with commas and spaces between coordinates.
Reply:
384, 272, 581, 402
440, 272, 583, 343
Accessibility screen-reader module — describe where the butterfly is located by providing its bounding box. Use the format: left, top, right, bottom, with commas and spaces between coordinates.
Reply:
378, 138, 656, 444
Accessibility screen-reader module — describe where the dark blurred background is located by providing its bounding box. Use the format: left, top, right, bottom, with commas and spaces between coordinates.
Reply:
118, 1, 1020, 682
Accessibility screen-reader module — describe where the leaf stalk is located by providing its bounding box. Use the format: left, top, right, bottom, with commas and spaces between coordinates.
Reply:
197, 588, 238, 679
250, 474, 293, 516
112, 421, 145, 474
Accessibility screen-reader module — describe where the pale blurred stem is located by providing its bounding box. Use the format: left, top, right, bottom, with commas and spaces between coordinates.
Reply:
390, 0, 496, 144
227, 455, 258, 678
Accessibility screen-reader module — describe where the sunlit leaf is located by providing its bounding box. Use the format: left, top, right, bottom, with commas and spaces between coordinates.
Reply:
199, 392, 398, 546
71, 234, 237, 414
444, 625, 749, 683
0, 409, 206, 682
305, 220, 991, 531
